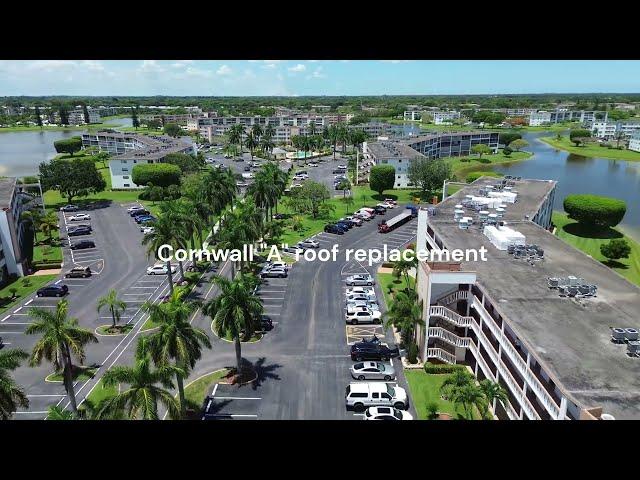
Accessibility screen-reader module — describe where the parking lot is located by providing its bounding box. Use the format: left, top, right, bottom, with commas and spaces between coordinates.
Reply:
203, 382, 261, 420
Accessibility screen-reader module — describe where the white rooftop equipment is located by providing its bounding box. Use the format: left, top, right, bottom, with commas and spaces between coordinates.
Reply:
483, 225, 526, 251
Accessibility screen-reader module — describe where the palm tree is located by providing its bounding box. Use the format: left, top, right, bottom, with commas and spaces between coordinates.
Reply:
382, 291, 424, 345
142, 215, 187, 292
260, 134, 275, 160
204, 274, 263, 376
307, 121, 317, 137
245, 131, 258, 161
479, 379, 509, 419
47, 405, 75, 420
0, 348, 29, 420
95, 338, 183, 420
20, 208, 44, 243
39, 211, 59, 244
226, 125, 241, 157
440, 369, 474, 400
337, 179, 351, 198
337, 122, 349, 153
328, 125, 340, 160
201, 167, 237, 232
341, 194, 354, 214
145, 291, 212, 417
451, 384, 485, 420
251, 123, 263, 140
97, 289, 127, 330
159, 200, 199, 276
248, 174, 276, 222
26, 300, 98, 414
392, 256, 417, 290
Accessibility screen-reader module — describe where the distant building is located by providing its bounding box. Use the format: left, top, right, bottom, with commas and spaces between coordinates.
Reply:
50, 109, 101, 125
81, 132, 194, 189
528, 111, 552, 126
404, 110, 422, 121
591, 121, 640, 140
629, 132, 640, 152
433, 111, 461, 125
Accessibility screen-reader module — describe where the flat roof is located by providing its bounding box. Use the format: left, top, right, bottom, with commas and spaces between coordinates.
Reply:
85, 131, 192, 161
428, 177, 640, 419
0, 177, 16, 210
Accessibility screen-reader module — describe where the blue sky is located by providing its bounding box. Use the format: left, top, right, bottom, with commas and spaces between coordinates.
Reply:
0, 60, 639, 96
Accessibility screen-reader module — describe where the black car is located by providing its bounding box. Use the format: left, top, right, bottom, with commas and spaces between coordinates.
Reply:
130, 209, 150, 217
36, 284, 69, 298
65, 267, 92, 278
335, 221, 352, 231
244, 166, 251, 171
332, 169, 346, 174
70, 240, 95, 250
324, 224, 344, 235
350, 342, 400, 361
338, 219, 356, 228
373, 206, 387, 215
259, 315, 274, 331
67, 225, 92, 236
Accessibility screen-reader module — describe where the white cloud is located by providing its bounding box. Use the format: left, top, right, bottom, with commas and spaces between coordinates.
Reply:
380, 60, 410, 64
288, 63, 306, 73
139, 60, 165, 73
216, 64, 232, 76
262, 63, 278, 69
306, 66, 327, 79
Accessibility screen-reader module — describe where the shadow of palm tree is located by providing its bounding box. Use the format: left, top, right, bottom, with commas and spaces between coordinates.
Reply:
241, 357, 281, 391
562, 222, 623, 239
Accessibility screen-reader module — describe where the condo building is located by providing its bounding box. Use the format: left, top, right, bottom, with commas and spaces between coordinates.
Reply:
49, 108, 101, 125
81, 132, 193, 189
404, 110, 422, 121
364, 131, 499, 188
432, 111, 462, 125
528, 109, 607, 126
591, 121, 640, 140
629, 132, 640, 152
412, 176, 640, 420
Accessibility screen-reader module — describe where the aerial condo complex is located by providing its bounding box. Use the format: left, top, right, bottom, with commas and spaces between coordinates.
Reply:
1, 58, 639, 427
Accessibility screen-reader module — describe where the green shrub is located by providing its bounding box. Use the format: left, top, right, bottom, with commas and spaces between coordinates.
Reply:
478, 158, 491, 164
132, 163, 181, 188
407, 342, 418, 364
563, 194, 627, 229
466, 171, 503, 183
459, 157, 471, 163
423, 363, 465, 374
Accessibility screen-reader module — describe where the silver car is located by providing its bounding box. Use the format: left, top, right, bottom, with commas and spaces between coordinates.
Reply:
364, 406, 413, 420
350, 361, 396, 381
346, 274, 375, 286
298, 239, 319, 249
347, 300, 379, 311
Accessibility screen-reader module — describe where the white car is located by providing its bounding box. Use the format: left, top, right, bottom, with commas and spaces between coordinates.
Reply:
364, 406, 413, 420
338, 165, 347, 169
345, 216, 363, 226
345, 383, 408, 410
347, 300, 379, 312
127, 205, 144, 213
298, 239, 319, 249
354, 212, 372, 221
377, 202, 395, 209
346, 274, 375, 286
141, 226, 155, 234
345, 306, 381, 325
346, 294, 377, 304
69, 213, 91, 222
265, 261, 289, 271
146, 264, 176, 275
346, 286, 375, 296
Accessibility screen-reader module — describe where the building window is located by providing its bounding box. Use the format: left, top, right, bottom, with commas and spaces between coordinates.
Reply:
123, 176, 130, 179
120, 160, 127, 163
123, 184, 130, 187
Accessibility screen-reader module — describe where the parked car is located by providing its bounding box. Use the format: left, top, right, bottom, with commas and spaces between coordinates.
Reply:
345, 216, 363, 226
345, 382, 408, 410
345, 307, 381, 325
347, 300, 379, 312
130, 208, 150, 217
244, 166, 251, 171
273, 213, 290, 220
297, 239, 319, 249
146, 264, 176, 275
350, 361, 395, 381
337, 165, 347, 170
364, 406, 413, 421
373, 206, 387, 215
60, 204, 79, 212
70, 240, 95, 250
384, 198, 398, 206
332, 169, 346, 174
65, 267, 92, 278
377, 202, 395, 209
354, 212, 372, 221
135, 215, 156, 224
346, 274, 375, 286
67, 225, 92, 236
338, 218, 357, 228
324, 224, 344, 235
265, 261, 289, 271
260, 267, 287, 278
259, 315, 274, 331
141, 226, 155, 234
350, 342, 400, 361
283, 246, 304, 255
36, 284, 69, 297
335, 221, 352, 231
346, 286, 375, 297
127, 205, 145, 213
69, 213, 91, 222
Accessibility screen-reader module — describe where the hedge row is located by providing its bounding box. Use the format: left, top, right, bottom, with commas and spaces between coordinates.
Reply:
423, 363, 466, 374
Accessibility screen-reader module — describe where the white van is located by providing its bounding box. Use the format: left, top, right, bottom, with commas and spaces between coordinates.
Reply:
345, 382, 408, 410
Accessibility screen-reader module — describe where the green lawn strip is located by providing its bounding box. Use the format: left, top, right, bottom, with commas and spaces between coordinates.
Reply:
552, 212, 640, 286
377, 272, 414, 309
46, 366, 96, 383
0, 274, 57, 315
85, 378, 118, 406
183, 369, 230, 406
32, 227, 63, 264
541, 136, 640, 162
96, 324, 134, 335
212, 323, 262, 343
405, 370, 480, 420
444, 150, 533, 180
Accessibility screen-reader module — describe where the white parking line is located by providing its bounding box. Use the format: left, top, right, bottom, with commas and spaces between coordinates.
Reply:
27, 394, 65, 398
14, 307, 22, 313
25, 299, 33, 305
1, 315, 10, 322
130, 286, 158, 289
260, 297, 285, 300
214, 396, 262, 400
206, 414, 258, 418
123, 293, 152, 296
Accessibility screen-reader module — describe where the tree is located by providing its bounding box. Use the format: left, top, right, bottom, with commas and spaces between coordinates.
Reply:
408, 158, 452, 198
163, 152, 201, 174
392, 256, 417, 291
300, 181, 330, 219
132, 107, 140, 130
26, 300, 98, 414
478, 379, 509, 419
39, 157, 107, 203
440, 369, 474, 400
53, 137, 82, 156
95, 338, 182, 420
144, 292, 212, 416
163, 123, 182, 137
260, 134, 275, 159
563, 194, 627, 229
336, 179, 351, 198
82, 104, 90, 124
508, 139, 529, 151
34, 106, 43, 128
471, 144, 492, 158
204, 274, 263, 376
97, 289, 127, 330
569, 129, 592, 146
47, 405, 76, 420
369, 164, 396, 197
341, 194, 354, 214
131, 163, 181, 188
0, 348, 30, 420
383, 290, 424, 346
451, 384, 484, 420
499, 132, 521, 146
142, 215, 187, 294
328, 125, 340, 160
58, 104, 69, 125
502, 146, 513, 157
245, 131, 258, 161
146, 119, 162, 130
600, 238, 631, 264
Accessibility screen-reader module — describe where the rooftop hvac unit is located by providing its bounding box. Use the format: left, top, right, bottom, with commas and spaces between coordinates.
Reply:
624, 328, 639, 341
600, 414, 616, 420
627, 341, 640, 356
567, 276, 580, 286
578, 285, 592, 295
611, 328, 626, 342
567, 286, 579, 297
548, 277, 559, 288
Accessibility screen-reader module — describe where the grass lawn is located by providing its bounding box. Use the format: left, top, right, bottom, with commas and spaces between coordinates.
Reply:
444, 150, 533, 180
46, 366, 96, 383
0, 125, 88, 133
541, 136, 640, 162
184, 369, 230, 406
119, 126, 166, 135
32, 227, 63, 265
377, 272, 414, 309
0, 274, 57, 315
405, 370, 480, 420
85, 378, 118, 405
97, 324, 134, 335
553, 212, 640, 286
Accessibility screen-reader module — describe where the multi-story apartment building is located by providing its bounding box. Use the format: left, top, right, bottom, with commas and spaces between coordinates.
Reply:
432, 111, 461, 125
0, 178, 36, 283
141, 113, 195, 126
413, 176, 640, 420
364, 131, 499, 188
81, 132, 194, 189
49, 109, 101, 125
591, 121, 640, 140
404, 110, 422, 121
629, 132, 640, 152
528, 111, 552, 126
528, 110, 608, 126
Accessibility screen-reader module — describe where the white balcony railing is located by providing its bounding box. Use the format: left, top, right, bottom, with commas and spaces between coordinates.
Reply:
426, 348, 456, 365
428, 327, 471, 348
471, 296, 561, 420
436, 290, 470, 307
429, 305, 472, 327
